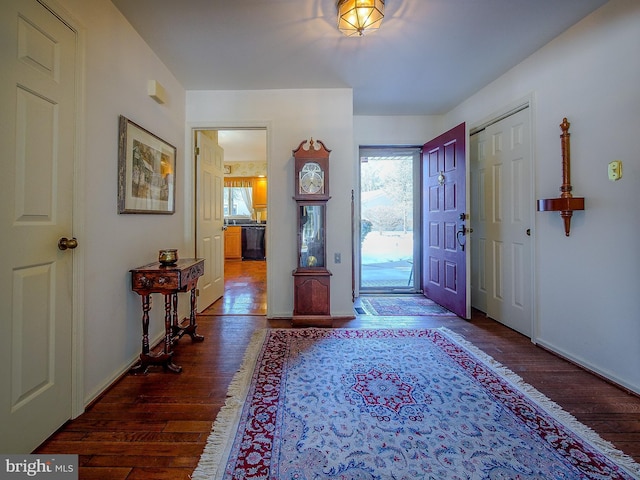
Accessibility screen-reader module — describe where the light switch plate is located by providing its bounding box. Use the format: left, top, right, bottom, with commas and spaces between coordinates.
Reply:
608, 160, 622, 181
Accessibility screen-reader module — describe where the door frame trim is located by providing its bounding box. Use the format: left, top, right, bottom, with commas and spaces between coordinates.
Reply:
185, 121, 272, 315
39, 0, 87, 418
356, 145, 423, 295
468, 93, 537, 342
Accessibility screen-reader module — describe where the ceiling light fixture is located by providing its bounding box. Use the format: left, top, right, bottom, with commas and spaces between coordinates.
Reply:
337, 0, 385, 37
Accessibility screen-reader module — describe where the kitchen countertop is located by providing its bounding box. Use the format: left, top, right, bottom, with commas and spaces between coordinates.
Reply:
225, 220, 266, 227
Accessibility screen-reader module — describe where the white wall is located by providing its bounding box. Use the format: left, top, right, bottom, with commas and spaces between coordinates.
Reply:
186, 89, 355, 318
55, 0, 187, 403
354, 116, 444, 147
444, 0, 640, 392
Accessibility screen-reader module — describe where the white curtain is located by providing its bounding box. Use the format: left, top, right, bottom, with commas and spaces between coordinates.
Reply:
225, 178, 255, 219
240, 187, 254, 219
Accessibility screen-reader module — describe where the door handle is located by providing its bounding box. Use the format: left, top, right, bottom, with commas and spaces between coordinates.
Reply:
58, 237, 78, 250
456, 223, 473, 252
456, 225, 467, 251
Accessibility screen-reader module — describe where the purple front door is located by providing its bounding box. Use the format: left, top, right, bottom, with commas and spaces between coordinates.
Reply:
422, 123, 468, 319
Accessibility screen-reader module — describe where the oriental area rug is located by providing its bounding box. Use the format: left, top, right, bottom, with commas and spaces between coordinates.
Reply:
360, 296, 456, 316
193, 328, 640, 480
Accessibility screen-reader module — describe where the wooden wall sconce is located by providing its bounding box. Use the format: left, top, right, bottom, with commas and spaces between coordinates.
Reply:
537, 117, 585, 236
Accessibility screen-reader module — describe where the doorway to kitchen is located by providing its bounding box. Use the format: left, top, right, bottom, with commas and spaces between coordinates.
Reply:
359, 147, 421, 293
195, 128, 268, 315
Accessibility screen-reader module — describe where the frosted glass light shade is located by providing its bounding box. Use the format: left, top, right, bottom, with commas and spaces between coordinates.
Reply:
337, 0, 385, 37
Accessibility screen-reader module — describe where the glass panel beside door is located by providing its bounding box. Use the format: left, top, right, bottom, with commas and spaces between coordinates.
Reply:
359, 147, 421, 293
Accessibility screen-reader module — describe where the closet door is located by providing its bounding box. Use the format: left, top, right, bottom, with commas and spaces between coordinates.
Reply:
471, 108, 532, 336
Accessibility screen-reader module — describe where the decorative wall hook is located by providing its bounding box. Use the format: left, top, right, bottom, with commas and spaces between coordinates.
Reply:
536, 117, 585, 236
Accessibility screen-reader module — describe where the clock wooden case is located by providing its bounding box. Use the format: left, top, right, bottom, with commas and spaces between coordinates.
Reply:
293, 138, 330, 201
292, 139, 332, 327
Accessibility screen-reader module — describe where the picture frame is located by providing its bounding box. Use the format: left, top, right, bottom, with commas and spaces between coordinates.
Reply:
118, 115, 176, 214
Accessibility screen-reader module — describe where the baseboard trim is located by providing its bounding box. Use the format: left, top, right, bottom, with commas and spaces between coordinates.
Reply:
536, 342, 640, 398
83, 329, 165, 409
267, 315, 356, 322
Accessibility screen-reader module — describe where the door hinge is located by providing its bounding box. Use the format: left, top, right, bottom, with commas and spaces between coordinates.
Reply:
194, 146, 200, 156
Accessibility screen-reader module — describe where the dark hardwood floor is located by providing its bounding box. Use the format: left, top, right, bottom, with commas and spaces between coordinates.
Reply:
203, 259, 266, 315
36, 259, 640, 479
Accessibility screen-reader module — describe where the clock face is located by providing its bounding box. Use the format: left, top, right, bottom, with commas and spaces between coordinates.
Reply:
299, 162, 324, 194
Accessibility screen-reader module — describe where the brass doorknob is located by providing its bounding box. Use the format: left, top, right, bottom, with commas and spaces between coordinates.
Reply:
58, 237, 78, 250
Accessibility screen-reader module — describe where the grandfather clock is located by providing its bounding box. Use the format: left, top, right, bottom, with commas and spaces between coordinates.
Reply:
292, 138, 332, 327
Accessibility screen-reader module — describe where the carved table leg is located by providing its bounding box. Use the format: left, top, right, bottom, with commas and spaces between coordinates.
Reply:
131, 293, 182, 374
141, 294, 151, 354
183, 286, 205, 342
162, 294, 182, 373
170, 292, 179, 338
131, 294, 152, 374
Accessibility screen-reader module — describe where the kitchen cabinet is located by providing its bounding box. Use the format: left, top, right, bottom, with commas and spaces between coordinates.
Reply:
224, 226, 242, 260
253, 177, 267, 209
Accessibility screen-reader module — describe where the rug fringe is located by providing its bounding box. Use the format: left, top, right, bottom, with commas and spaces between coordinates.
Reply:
437, 327, 640, 479
192, 329, 268, 480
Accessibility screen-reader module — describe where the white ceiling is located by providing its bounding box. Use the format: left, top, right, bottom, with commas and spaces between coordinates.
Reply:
217, 129, 267, 164
112, 0, 608, 162
112, 0, 607, 116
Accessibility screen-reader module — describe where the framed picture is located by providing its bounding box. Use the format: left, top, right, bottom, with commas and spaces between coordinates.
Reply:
118, 115, 176, 214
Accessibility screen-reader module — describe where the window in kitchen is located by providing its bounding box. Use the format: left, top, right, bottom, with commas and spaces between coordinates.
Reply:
224, 186, 252, 218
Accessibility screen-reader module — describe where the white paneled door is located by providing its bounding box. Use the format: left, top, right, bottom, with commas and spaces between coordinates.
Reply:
0, 0, 77, 452
195, 131, 225, 311
470, 108, 532, 336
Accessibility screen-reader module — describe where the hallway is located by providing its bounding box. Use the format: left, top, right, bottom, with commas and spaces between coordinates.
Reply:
203, 260, 266, 315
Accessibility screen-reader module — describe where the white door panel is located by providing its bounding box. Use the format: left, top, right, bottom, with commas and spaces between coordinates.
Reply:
196, 132, 224, 311
0, 0, 76, 453
471, 108, 532, 336
470, 133, 488, 312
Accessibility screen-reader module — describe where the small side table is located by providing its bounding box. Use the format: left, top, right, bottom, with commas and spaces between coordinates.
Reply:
130, 258, 205, 373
